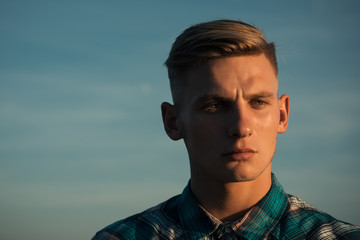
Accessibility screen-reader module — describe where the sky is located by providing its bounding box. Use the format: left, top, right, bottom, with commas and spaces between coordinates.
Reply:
1, 0, 360, 239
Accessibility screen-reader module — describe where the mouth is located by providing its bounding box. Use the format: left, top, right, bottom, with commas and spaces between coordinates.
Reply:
221, 148, 256, 161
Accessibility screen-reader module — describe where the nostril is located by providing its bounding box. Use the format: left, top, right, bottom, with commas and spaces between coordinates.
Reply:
228, 126, 252, 138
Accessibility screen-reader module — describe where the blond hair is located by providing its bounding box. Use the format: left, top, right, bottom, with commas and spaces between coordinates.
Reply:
165, 19, 277, 98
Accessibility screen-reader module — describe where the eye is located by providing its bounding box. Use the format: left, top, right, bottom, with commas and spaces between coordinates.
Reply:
250, 99, 267, 108
202, 102, 224, 112
253, 100, 265, 105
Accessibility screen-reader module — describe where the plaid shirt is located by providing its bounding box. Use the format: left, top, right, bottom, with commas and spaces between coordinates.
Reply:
92, 174, 360, 239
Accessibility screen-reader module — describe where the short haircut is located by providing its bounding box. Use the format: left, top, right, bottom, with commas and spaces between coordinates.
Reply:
164, 19, 278, 103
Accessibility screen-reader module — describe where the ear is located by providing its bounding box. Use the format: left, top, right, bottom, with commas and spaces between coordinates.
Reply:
277, 94, 290, 134
161, 102, 183, 141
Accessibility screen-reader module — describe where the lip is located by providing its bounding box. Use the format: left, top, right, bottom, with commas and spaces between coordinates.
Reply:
221, 148, 256, 161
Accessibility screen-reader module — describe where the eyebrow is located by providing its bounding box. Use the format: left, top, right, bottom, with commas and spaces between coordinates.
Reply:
243, 91, 274, 100
194, 94, 232, 104
194, 91, 275, 103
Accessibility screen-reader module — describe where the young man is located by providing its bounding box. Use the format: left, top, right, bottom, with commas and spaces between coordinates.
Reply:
92, 20, 360, 239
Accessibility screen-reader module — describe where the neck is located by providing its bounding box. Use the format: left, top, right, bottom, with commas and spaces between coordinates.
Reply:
190, 167, 272, 222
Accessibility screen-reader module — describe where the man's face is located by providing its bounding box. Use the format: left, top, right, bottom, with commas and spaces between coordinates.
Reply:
162, 54, 289, 184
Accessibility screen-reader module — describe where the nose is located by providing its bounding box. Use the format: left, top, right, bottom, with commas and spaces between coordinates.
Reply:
227, 104, 253, 138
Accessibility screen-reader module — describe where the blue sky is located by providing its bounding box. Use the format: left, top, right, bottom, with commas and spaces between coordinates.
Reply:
1, 1, 360, 239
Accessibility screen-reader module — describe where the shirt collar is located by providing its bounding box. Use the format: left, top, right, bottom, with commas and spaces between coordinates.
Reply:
233, 174, 288, 239
177, 174, 288, 239
177, 182, 217, 239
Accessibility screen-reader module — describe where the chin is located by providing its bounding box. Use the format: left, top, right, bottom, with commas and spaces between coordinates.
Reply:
225, 166, 267, 183
231, 175, 259, 182
223, 172, 258, 183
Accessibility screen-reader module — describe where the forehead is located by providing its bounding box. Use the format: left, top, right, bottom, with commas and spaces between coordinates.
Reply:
182, 54, 278, 101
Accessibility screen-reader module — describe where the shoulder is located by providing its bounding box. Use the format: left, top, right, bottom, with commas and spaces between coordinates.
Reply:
91, 195, 183, 240
274, 194, 360, 240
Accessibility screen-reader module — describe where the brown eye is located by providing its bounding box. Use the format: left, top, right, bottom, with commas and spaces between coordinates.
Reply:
201, 101, 227, 113
210, 103, 221, 108
204, 103, 221, 112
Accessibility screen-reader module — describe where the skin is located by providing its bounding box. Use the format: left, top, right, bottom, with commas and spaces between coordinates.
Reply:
161, 53, 289, 221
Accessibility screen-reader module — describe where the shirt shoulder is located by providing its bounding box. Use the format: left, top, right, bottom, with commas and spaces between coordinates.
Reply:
272, 194, 360, 240
91, 195, 183, 240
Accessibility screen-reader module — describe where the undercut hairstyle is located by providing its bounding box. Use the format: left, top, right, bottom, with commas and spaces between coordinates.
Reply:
164, 19, 278, 104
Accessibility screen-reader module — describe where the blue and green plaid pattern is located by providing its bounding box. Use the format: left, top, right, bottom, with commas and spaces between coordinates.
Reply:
92, 174, 360, 239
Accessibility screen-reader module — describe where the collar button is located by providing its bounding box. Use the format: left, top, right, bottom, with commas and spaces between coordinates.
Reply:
225, 226, 232, 233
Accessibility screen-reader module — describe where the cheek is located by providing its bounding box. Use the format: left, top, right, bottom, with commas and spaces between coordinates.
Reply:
255, 110, 280, 136
189, 116, 219, 140
182, 115, 223, 151
181, 115, 207, 143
